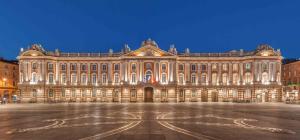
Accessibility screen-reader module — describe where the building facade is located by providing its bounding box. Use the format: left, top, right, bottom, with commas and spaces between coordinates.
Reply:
282, 60, 300, 101
18, 39, 283, 103
0, 58, 19, 103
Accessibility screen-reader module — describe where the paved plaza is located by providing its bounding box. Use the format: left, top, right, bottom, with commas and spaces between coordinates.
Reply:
0, 103, 299, 140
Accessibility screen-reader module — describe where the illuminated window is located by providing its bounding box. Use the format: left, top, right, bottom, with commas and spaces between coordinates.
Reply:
262, 72, 269, 84
245, 89, 251, 98
92, 89, 97, 97
191, 90, 197, 97
145, 71, 152, 82
212, 64, 217, 70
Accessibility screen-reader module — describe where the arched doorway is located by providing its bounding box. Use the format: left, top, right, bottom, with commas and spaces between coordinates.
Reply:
144, 87, 154, 102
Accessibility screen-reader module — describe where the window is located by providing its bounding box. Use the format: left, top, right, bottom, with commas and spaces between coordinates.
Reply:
222, 73, 227, 85
48, 63, 53, 70
32, 89, 37, 97
48, 73, 54, 84
102, 89, 106, 97
192, 90, 197, 97
222, 64, 227, 71
92, 89, 96, 97
48, 89, 54, 97
31, 72, 37, 83
61, 73, 66, 84
246, 63, 251, 70
161, 89, 167, 97
131, 73, 136, 84
262, 72, 269, 84
179, 64, 184, 71
245, 89, 251, 98
179, 73, 184, 84
145, 71, 152, 82
131, 64, 136, 71
233, 64, 238, 71
71, 89, 76, 97
191, 74, 196, 84
32, 63, 37, 69
277, 73, 281, 83
262, 63, 268, 71
131, 89, 136, 97
114, 73, 119, 83
232, 90, 237, 98
114, 64, 119, 71
201, 64, 207, 71
92, 73, 97, 84
212, 64, 217, 70
201, 74, 206, 84
102, 64, 107, 71
82, 90, 86, 97
61, 64, 66, 71
245, 73, 251, 84
62, 89, 65, 97
102, 73, 107, 83
162, 64, 166, 71
81, 64, 87, 71
212, 73, 217, 85
71, 64, 76, 71
233, 73, 238, 85
92, 64, 97, 71
162, 73, 167, 84
146, 63, 152, 69
71, 74, 77, 84
191, 64, 196, 71
81, 73, 87, 84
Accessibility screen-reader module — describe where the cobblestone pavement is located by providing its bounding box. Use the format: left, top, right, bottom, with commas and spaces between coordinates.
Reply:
0, 103, 299, 140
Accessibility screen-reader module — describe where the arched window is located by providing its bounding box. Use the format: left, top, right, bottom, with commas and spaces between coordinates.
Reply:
222, 73, 227, 85
145, 70, 152, 82
81, 73, 87, 84
114, 73, 119, 83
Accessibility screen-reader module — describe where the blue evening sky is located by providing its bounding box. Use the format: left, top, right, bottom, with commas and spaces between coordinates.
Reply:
0, 0, 299, 59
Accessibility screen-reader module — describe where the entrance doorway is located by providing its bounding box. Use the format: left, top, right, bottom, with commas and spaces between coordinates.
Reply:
144, 87, 154, 102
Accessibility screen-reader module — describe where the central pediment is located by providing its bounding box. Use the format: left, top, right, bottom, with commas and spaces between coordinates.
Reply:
123, 39, 175, 57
